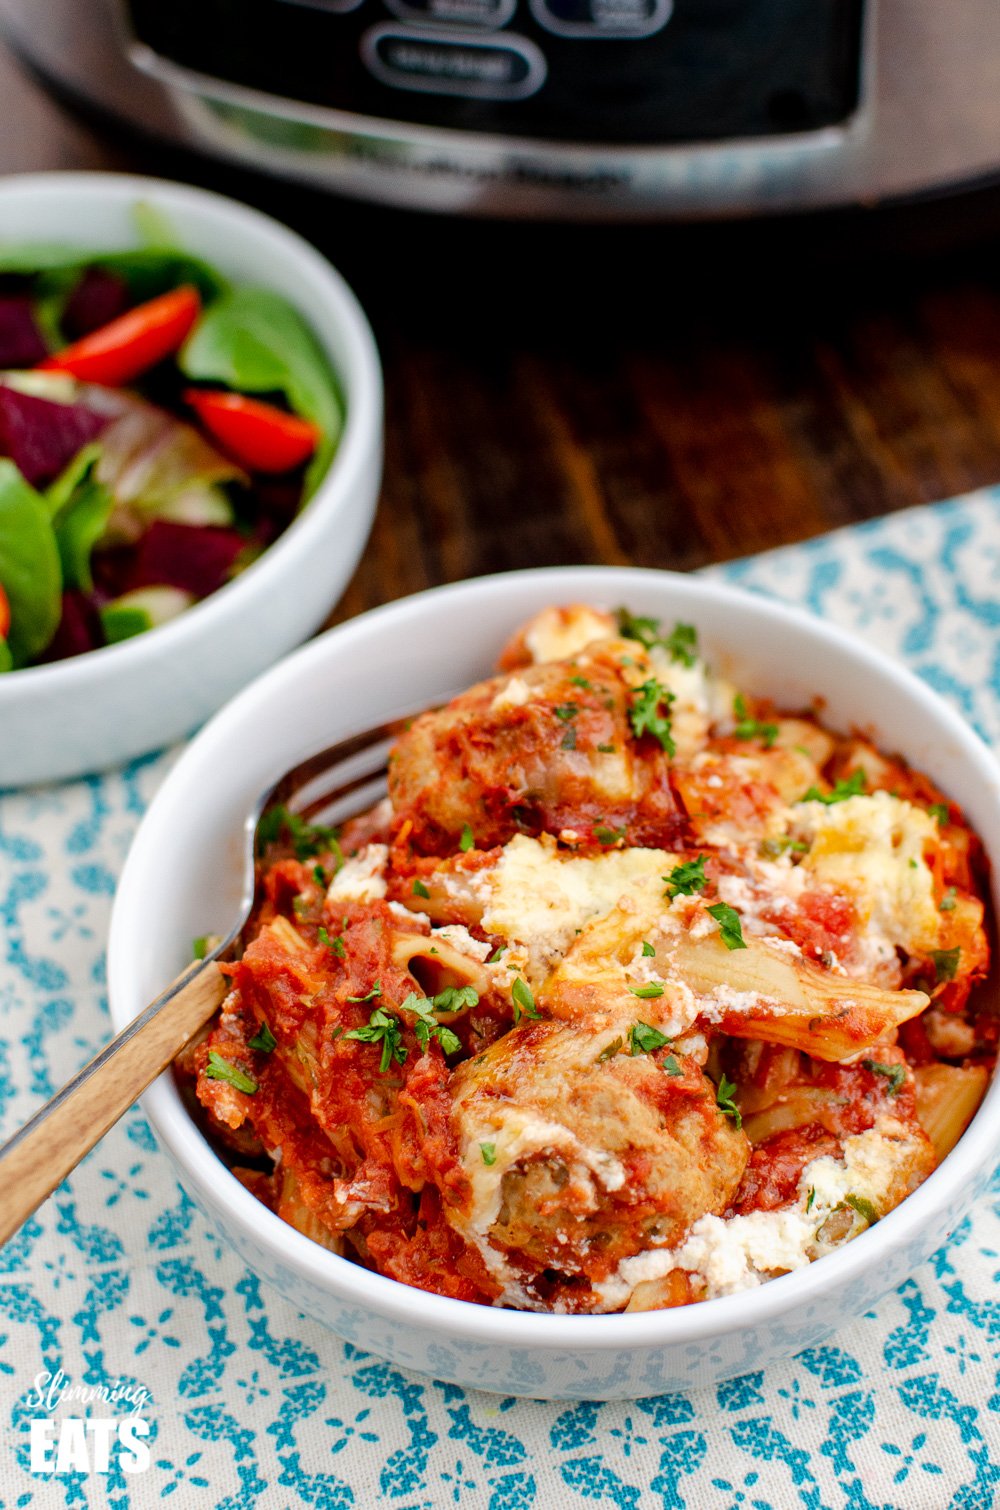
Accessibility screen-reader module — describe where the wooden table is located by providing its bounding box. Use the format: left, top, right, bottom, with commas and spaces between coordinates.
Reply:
4, 40, 1000, 626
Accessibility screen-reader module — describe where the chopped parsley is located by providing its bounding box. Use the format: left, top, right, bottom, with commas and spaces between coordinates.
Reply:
862, 1059, 906, 1095
805, 1186, 816, 1213
480, 1143, 497, 1166
205, 1052, 257, 1095
800, 769, 867, 805
931, 947, 960, 983
928, 803, 950, 824
561, 726, 578, 751
412, 878, 430, 899
192, 935, 211, 961
512, 977, 540, 1024
758, 836, 809, 859
487, 944, 507, 963
344, 1006, 406, 1073
347, 980, 382, 1003
594, 822, 626, 846
629, 1021, 671, 1055
716, 1073, 742, 1129
707, 902, 747, 951
459, 823, 474, 853
398, 992, 463, 1056
312, 864, 327, 887
663, 854, 707, 899
430, 985, 479, 1014
553, 703, 579, 721
732, 693, 778, 749
596, 742, 616, 754
248, 1022, 277, 1054
844, 1193, 879, 1226
628, 679, 677, 756
939, 887, 958, 912
661, 621, 698, 668
256, 804, 343, 865
318, 926, 346, 959
615, 607, 662, 649
616, 609, 699, 668
662, 1054, 682, 1077
569, 675, 593, 691
596, 1036, 623, 1063
641, 940, 656, 957
629, 982, 665, 999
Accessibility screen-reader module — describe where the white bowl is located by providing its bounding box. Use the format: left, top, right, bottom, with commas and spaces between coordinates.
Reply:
0, 171, 382, 787
108, 566, 1000, 1400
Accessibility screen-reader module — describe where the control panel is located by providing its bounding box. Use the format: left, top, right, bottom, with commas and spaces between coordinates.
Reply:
127, 0, 864, 145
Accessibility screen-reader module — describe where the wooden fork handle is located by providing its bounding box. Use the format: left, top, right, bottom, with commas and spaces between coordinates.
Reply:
0, 961, 227, 1248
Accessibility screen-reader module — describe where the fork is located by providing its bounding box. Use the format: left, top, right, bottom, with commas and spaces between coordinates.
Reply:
0, 708, 425, 1248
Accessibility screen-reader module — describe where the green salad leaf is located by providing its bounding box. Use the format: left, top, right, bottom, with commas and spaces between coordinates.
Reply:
179, 286, 343, 495
0, 244, 228, 305
47, 446, 114, 592
0, 460, 62, 666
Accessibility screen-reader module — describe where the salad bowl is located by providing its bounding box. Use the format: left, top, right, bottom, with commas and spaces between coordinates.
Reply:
0, 171, 382, 787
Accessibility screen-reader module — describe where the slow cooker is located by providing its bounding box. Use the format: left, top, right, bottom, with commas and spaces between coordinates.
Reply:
4, 0, 1000, 220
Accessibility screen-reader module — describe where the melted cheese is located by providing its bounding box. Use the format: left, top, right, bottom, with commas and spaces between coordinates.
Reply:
522, 606, 616, 664
481, 834, 672, 975
795, 791, 940, 955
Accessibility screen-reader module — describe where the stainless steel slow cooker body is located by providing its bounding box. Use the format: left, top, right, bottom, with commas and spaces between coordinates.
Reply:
4, 0, 1000, 220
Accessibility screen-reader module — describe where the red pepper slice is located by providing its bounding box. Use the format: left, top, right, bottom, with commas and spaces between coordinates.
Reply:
0, 581, 9, 640
184, 388, 320, 473
38, 285, 202, 386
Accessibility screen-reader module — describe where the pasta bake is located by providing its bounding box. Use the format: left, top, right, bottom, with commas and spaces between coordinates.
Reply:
182, 605, 995, 1313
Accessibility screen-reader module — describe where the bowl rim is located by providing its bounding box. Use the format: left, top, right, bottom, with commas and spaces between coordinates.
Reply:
109, 563, 1000, 1350
0, 170, 382, 695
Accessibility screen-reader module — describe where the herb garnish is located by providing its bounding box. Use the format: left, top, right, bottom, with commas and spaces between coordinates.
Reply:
930, 947, 960, 983
480, 1143, 497, 1166
630, 982, 665, 999
732, 693, 779, 749
553, 703, 578, 722
248, 1022, 277, 1054
629, 1021, 671, 1055
487, 944, 507, 963
862, 1059, 906, 1095
594, 823, 626, 846
928, 803, 950, 824
192, 935, 211, 961
628, 679, 677, 756
347, 980, 382, 1003
596, 1036, 623, 1063
429, 985, 479, 1014
800, 769, 867, 805
616, 609, 699, 668
805, 1186, 816, 1213
412, 878, 430, 899
569, 675, 593, 691
205, 1052, 257, 1094
344, 1006, 406, 1073
662, 1054, 682, 1077
663, 855, 707, 899
512, 977, 540, 1024
596, 742, 616, 754
397, 992, 463, 1056
256, 804, 343, 865
641, 940, 656, 957
844, 1193, 879, 1226
758, 836, 809, 859
707, 902, 747, 951
318, 926, 346, 959
561, 726, 578, 751
459, 823, 474, 853
716, 1073, 742, 1129
939, 887, 957, 913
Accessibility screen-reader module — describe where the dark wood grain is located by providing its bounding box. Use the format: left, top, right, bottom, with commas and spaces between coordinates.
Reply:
3, 39, 1000, 632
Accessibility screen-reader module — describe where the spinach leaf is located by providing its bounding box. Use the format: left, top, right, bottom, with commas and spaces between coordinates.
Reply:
179, 287, 343, 495
48, 448, 114, 592
0, 460, 62, 665
0, 245, 228, 306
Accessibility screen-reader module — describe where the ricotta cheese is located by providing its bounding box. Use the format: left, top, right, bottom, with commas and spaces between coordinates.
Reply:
326, 844, 389, 903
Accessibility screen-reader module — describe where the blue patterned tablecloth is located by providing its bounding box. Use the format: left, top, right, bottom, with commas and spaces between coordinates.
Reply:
2, 489, 1000, 1510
